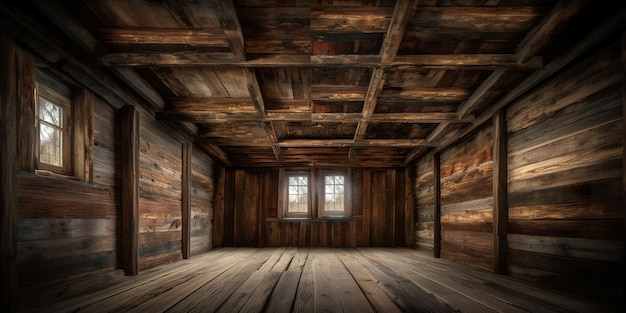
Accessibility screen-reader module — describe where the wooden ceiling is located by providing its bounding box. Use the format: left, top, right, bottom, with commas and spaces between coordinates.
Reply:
5, 0, 622, 167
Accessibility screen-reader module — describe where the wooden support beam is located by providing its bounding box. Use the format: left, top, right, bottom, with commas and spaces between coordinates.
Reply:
95, 27, 228, 47
212, 0, 246, 60
393, 54, 543, 69
28, 0, 106, 53
0, 5, 140, 109
351, 68, 385, 157
369, 113, 474, 123
197, 142, 231, 166
439, 8, 626, 155
516, 0, 590, 62
98, 52, 542, 68
181, 143, 192, 259
120, 105, 139, 275
276, 139, 433, 148
73, 89, 95, 183
109, 67, 165, 112
457, 69, 506, 118
621, 30, 626, 308
405, 166, 415, 248
1, 31, 18, 311
379, 88, 471, 102
493, 110, 508, 275
311, 85, 368, 101
167, 97, 256, 112
381, 0, 419, 64
433, 153, 441, 258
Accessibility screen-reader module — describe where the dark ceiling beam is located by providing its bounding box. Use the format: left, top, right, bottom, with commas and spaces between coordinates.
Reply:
166, 97, 257, 113
157, 111, 473, 124
403, 1, 594, 166
94, 27, 229, 47
516, 0, 590, 62
196, 142, 232, 166
27, 0, 106, 53
394, 54, 542, 69
379, 88, 471, 102
403, 68, 506, 165
434, 7, 626, 158
380, 0, 420, 64
212, 0, 245, 61
274, 139, 433, 148
99, 52, 543, 68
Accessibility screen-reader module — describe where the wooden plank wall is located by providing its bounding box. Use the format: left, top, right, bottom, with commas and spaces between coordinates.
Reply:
189, 147, 214, 256
138, 112, 183, 271
440, 123, 494, 272
15, 68, 120, 303
506, 42, 623, 305
220, 167, 407, 248
412, 40, 624, 305
414, 155, 434, 251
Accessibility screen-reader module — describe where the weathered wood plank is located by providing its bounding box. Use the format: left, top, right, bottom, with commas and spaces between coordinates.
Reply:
493, 110, 507, 275
120, 105, 139, 275
1, 31, 18, 311
433, 153, 441, 258
181, 143, 191, 259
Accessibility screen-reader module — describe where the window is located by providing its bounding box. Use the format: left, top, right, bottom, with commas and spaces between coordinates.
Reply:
36, 82, 72, 175
322, 174, 347, 217
281, 169, 351, 219
284, 172, 311, 218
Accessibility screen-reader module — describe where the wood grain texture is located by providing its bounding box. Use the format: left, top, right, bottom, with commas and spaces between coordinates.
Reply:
120, 105, 139, 275
1, 31, 18, 311
506, 42, 624, 306
440, 123, 494, 271
138, 111, 183, 271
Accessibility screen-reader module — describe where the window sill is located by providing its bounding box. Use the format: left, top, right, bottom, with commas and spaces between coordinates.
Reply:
270, 217, 359, 222
35, 169, 79, 181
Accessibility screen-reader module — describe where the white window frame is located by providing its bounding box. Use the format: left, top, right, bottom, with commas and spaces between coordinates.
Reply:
283, 171, 312, 218
320, 171, 350, 218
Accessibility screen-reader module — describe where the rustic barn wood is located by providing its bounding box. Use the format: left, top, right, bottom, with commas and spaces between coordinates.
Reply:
1, 31, 18, 312
493, 110, 508, 275
15, 248, 617, 313
120, 105, 139, 275
0, 0, 624, 311
622, 30, 626, 306
181, 143, 192, 259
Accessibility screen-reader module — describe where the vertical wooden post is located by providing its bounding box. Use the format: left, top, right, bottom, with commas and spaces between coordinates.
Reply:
16, 47, 36, 173
362, 169, 371, 246
405, 166, 415, 248
73, 89, 94, 183
622, 32, 626, 307
433, 153, 441, 258
212, 166, 226, 248
120, 105, 139, 275
493, 109, 508, 275
181, 142, 192, 259
387, 169, 396, 247
1, 31, 18, 312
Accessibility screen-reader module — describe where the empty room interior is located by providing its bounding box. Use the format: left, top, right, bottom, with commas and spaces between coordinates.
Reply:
1, 0, 625, 312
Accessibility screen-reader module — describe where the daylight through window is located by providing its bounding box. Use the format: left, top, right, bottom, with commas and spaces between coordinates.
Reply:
38, 98, 64, 167
324, 175, 345, 213
287, 175, 309, 213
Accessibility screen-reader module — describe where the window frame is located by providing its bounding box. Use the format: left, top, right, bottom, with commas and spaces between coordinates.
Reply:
282, 170, 312, 219
35, 82, 73, 176
319, 170, 350, 218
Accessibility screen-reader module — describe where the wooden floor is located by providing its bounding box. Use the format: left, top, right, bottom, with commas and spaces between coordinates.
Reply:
20, 248, 618, 313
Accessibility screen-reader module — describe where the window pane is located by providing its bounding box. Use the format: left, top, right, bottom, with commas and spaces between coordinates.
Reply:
39, 123, 62, 166
39, 98, 62, 127
324, 175, 345, 213
287, 174, 309, 214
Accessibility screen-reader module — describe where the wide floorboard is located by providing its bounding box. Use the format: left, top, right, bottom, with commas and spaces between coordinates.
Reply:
19, 248, 618, 312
